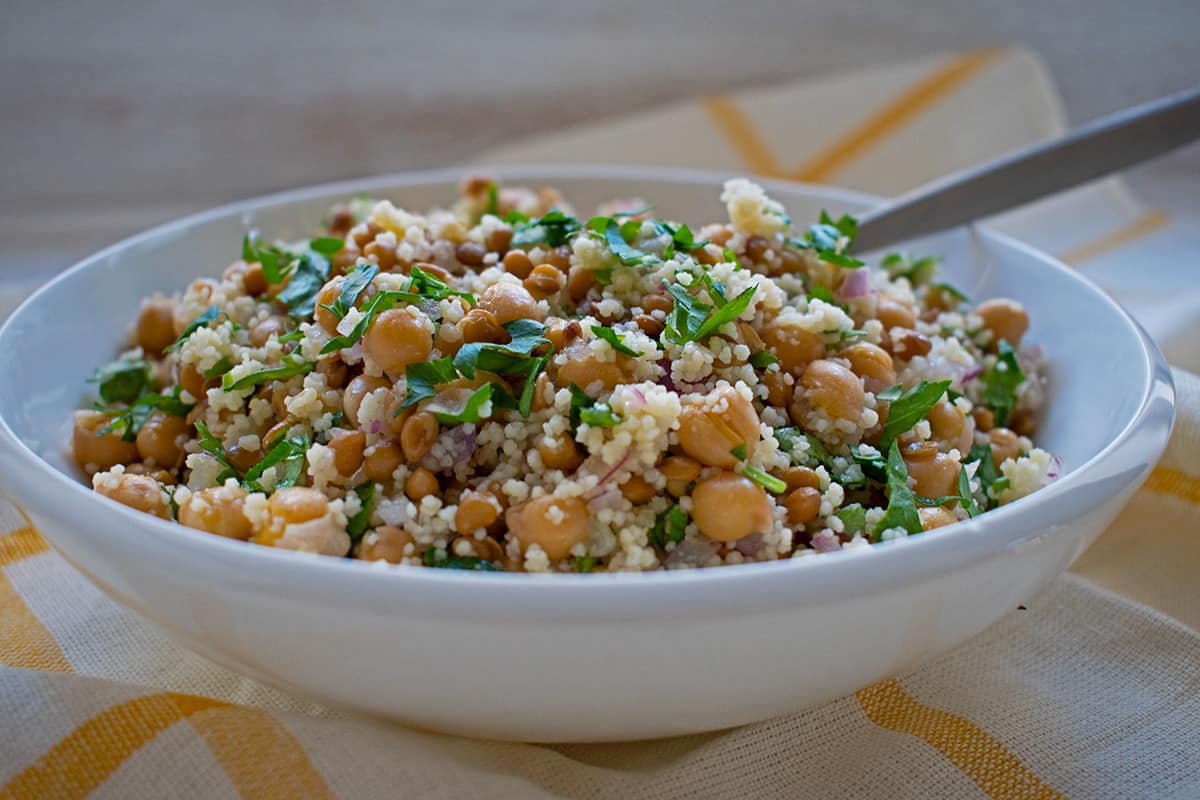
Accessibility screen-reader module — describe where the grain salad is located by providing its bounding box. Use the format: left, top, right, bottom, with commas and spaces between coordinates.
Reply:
72, 176, 1057, 572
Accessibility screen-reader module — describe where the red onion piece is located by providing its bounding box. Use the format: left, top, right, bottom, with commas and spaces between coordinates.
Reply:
835, 268, 871, 300
631, 386, 646, 405
656, 358, 677, 393
663, 537, 720, 568
733, 533, 766, 558
370, 420, 382, 434
445, 425, 477, 466
810, 530, 841, 553
596, 450, 632, 489
961, 364, 983, 383
1047, 454, 1062, 481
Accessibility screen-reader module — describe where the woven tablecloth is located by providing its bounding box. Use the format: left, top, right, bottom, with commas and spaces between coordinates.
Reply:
1, 48, 1198, 799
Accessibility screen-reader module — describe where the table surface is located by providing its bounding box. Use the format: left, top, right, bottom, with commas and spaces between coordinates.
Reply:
3, 0, 1198, 280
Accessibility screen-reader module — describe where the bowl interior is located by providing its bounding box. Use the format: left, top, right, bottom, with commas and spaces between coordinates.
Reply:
0, 166, 1149, 504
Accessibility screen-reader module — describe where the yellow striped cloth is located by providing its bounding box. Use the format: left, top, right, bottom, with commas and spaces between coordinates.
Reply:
2, 47, 1199, 799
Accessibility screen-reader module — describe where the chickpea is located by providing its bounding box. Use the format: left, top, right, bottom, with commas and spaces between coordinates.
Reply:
777, 248, 805, 275
544, 246, 572, 271
744, 235, 771, 264
484, 227, 513, 253
179, 486, 252, 539
677, 385, 760, 469
178, 364, 209, 401
95, 472, 172, 519
659, 455, 701, 483
314, 281, 343, 334
137, 297, 177, 356
363, 442, 403, 482
226, 444, 261, 474
505, 495, 591, 562
784, 486, 822, 526
362, 308, 432, 374
478, 282, 540, 325
928, 400, 975, 454
501, 250, 534, 279
524, 264, 565, 299
838, 342, 895, 395
800, 359, 864, 421
125, 463, 175, 484
343, 375, 390, 428
620, 474, 656, 504
316, 356, 349, 390
257, 487, 329, 547
357, 525, 414, 563
919, 507, 959, 531
458, 308, 506, 344
634, 314, 663, 337
135, 411, 189, 468
73, 411, 139, 470
555, 342, 631, 392
455, 491, 501, 534
453, 535, 505, 563
975, 298, 1029, 349
690, 472, 773, 543
780, 466, 821, 490
455, 242, 486, 266
902, 442, 961, 499
763, 370, 793, 408
890, 328, 932, 359
971, 406, 995, 432
363, 240, 397, 271
876, 297, 916, 330
537, 433, 583, 471
545, 319, 582, 352
243, 262, 268, 295
404, 467, 439, 502
329, 430, 366, 476
762, 319, 824, 374
989, 427, 1022, 465
567, 266, 598, 303
641, 293, 673, 315
250, 316, 288, 347
400, 411, 439, 462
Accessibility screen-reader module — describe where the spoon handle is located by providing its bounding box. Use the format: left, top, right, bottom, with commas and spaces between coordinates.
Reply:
853, 85, 1200, 252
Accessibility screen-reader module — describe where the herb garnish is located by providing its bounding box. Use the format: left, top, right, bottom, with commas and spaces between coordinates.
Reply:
600, 219, 659, 266
879, 379, 953, 450
511, 210, 581, 247
194, 421, 241, 484
730, 443, 748, 461
873, 440, 922, 538
421, 548, 502, 571
96, 386, 194, 441
222, 356, 315, 392
579, 402, 621, 428
309, 237, 345, 259
789, 211, 863, 268
881, 252, 940, 285
242, 431, 310, 493
648, 505, 688, 549
165, 306, 221, 354
663, 280, 757, 344
402, 357, 458, 409
590, 325, 642, 357
276, 252, 329, 319
573, 555, 597, 573
346, 482, 375, 543
453, 319, 549, 379
742, 464, 787, 494
836, 503, 867, 534
980, 340, 1025, 426
749, 350, 778, 368
320, 263, 378, 320
89, 356, 152, 404
429, 382, 495, 425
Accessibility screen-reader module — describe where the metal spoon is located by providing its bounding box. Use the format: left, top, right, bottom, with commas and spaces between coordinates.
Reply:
853, 85, 1200, 252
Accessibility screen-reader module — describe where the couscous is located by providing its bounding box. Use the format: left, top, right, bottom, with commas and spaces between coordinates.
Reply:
73, 177, 1056, 572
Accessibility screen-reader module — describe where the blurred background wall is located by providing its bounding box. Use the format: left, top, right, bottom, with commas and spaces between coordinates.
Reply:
2, 0, 1198, 282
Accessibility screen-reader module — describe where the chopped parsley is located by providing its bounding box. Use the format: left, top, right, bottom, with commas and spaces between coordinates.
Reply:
730, 443, 748, 461
749, 350, 778, 368
881, 252, 940, 285
276, 252, 329, 319
321, 263, 378, 320
203, 357, 233, 379
242, 431, 310, 493
913, 467, 981, 518
967, 443, 1004, 510
221, 356, 315, 392
454, 319, 550, 379
96, 386, 193, 442
600, 219, 659, 266
309, 236, 345, 259
790, 211, 864, 268
648, 505, 688, 549
242, 232, 289, 284
89, 356, 152, 404
807, 285, 836, 305
873, 440, 922, 538
742, 464, 787, 494
194, 421, 240, 484
421, 548, 502, 571
579, 402, 621, 428
485, 182, 499, 216
321, 268, 472, 355
345, 482, 375, 543
836, 503, 867, 535
929, 282, 969, 302
850, 444, 887, 483
572, 555, 597, 573
590, 324, 641, 357
879, 379, 953, 450
165, 306, 221, 353
402, 357, 458, 409
663, 279, 757, 344
511, 210, 580, 247
980, 340, 1025, 426
429, 382, 495, 425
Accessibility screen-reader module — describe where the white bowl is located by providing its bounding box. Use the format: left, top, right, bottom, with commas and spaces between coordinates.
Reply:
0, 166, 1175, 742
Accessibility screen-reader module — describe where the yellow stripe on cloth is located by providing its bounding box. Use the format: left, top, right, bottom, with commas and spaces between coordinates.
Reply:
791, 49, 1002, 183
0, 526, 47, 568
1144, 466, 1200, 505
190, 706, 335, 800
1058, 210, 1169, 265
701, 95, 782, 177
0, 693, 225, 800
0, 526, 70, 672
856, 679, 1065, 800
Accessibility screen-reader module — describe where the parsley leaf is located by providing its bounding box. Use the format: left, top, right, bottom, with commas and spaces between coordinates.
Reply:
742, 464, 787, 494
242, 232, 290, 284
573, 555, 597, 573
485, 182, 499, 216
590, 324, 641, 356
408, 264, 475, 304
511, 210, 580, 247
277, 252, 329, 319
799, 211, 864, 268
165, 306, 221, 354
807, 285, 837, 305
309, 237, 345, 259
929, 282, 969, 302
602, 219, 659, 266
243, 431, 310, 493
221, 356, 315, 392
346, 482, 375, 543
648, 505, 688, 549
980, 340, 1025, 426
322, 263, 378, 320
422, 548, 502, 570
730, 443, 748, 461
749, 350, 778, 368
850, 444, 887, 483
579, 402, 621, 427
429, 382, 494, 425
453, 319, 549, 379
881, 252, 940, 285
967, 443, 1003, 510
879, 379, 952, 450
515, 354, 549, 418
836, 503, 867, 535
874, 440, 922, 538
403, 357, 458, 409
567, 383, 591, 432
96, 386, 194, 441
663, 280, 757, 344
89, 356, 152, 404
319, 289, 420, 354
194, 421, 241, 484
